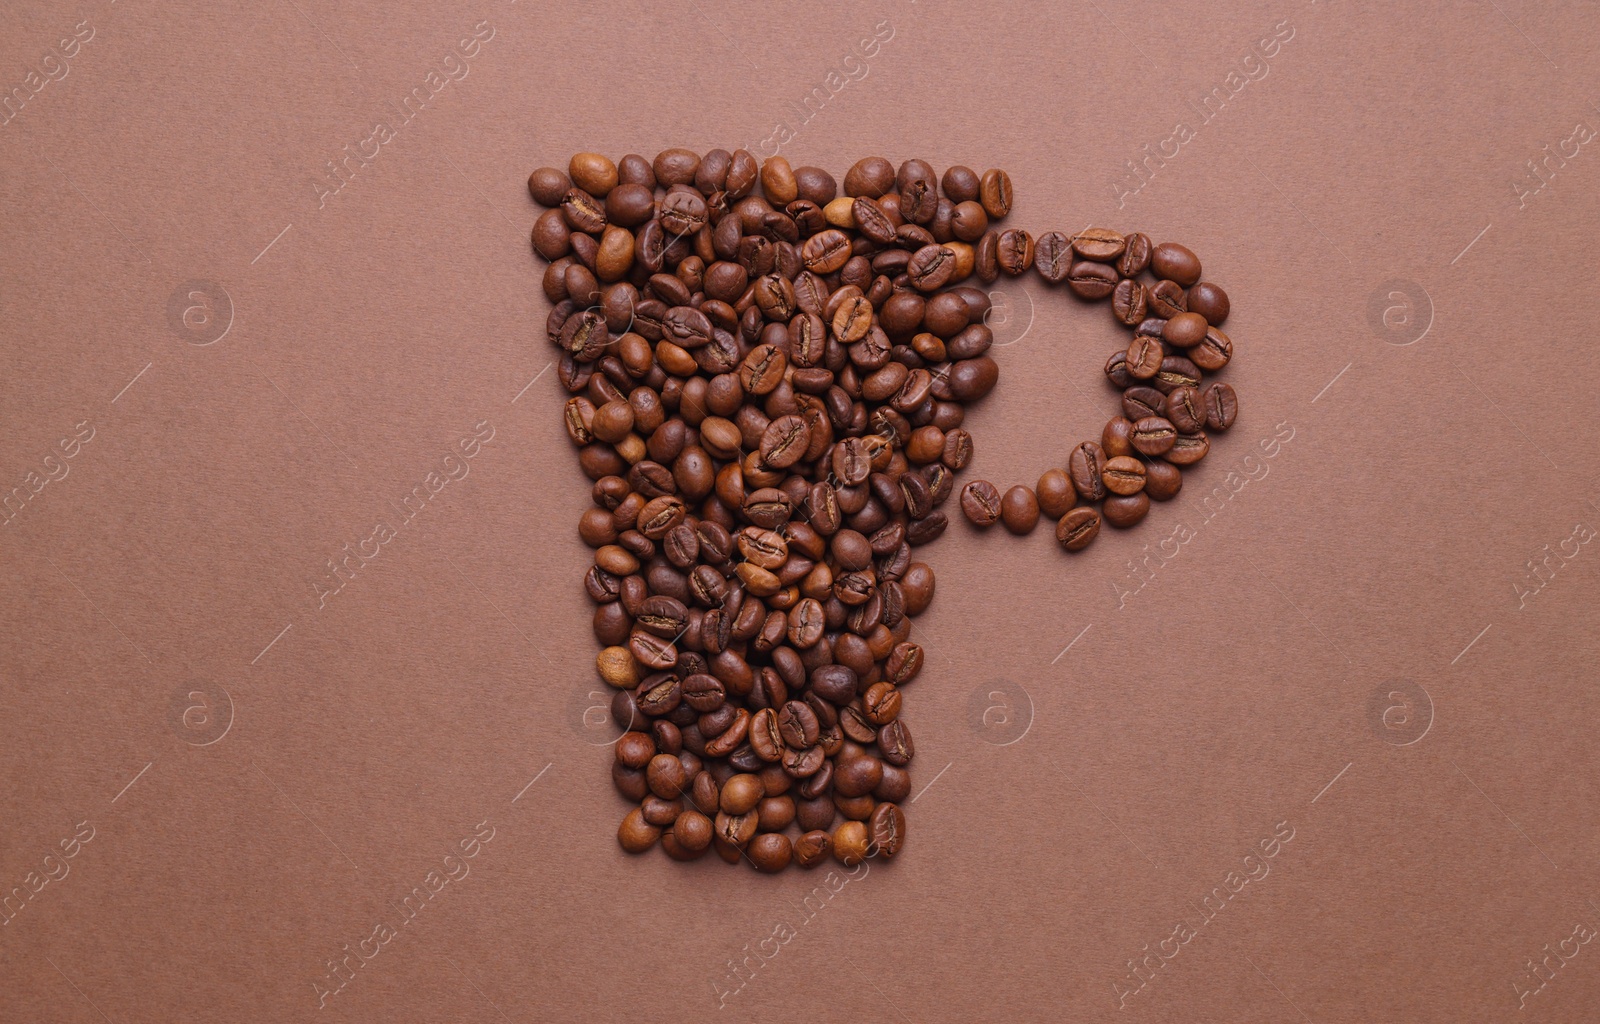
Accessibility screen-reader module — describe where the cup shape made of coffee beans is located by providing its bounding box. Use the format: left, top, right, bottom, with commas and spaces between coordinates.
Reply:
529, 150, 1239, 872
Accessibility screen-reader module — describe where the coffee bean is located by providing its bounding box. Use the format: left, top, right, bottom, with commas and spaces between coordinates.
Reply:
1035, 231, 1073, 282
979, 169, 1012, 218
1154, 356, 1202, 395
869, 802, 906, 858
720, 773, 764, 814
960, 480, 1002, 526
833, 820, 871, 866
1126, 336, 1164, 379
1152, 242, 1202, 286
1102, 455, 1147, 495
1112, 279, 1147, 325
616, 731, 656, 769
1166, 432, 1210, 465
1131, 416, 1177, 456
778, 701, 820, 748
1036, 469, 1076, 519
1056, 507, 1101, 551
1000, 486, 1040, 534
1118, 232, 1153, 276
1148, 279, 1187, 318
844, 156, 895, 198
759, 414, 810, 468
562, 188, 607, 233
840, 703, 878, 744
908, 244, 957, 291
1067, 260, 1119, 300
996, 229, 1034, 275
618, 808, 660, 853
884, 641, 923, 685
974, 230, 1000, 284
715, 810, 758, 847
529, 167, 573, 206
1122, 386, 1167, 422
748, 832, 793, 872
1103, 492, 1150, 528
795, 829, 832, 867
1187, 281, 1230, 324
1105, 350, 1135, 388
1067, 441, 1108, 501
1145, 460, 1183, 501
1165, 387, 1206, 434
1073, 228, 1126, 262
1203, 382, 1238, 430
647, 754, 687, 798
1190, 326, 1233, 371
1163, 311, 1209, 347
942, 165, 980, 202
1089, 421, 1129, 463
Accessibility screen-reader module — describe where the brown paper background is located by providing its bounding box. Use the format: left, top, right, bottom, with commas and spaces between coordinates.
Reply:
4, 1, 1600, 1020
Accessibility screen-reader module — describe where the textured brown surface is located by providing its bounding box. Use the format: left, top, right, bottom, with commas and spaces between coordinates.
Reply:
4, 1, 1600, 1020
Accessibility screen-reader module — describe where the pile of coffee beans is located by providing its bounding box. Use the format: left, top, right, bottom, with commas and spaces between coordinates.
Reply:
952, 233, 1238, 544
527, 148, 1238, 872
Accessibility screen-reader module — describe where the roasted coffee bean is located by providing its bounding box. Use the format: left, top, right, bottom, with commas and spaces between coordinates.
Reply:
1101, 416, 1135, 458
1073, 227, 1126, 262
747, 832, 792, 872
878, 720, 914, 765
1036, 469, 1076, 519
905, 510, 948, 546
862, 682, 901, 725
1105, 350, 1135, 388
795, 830, 831, 867
1102, 455, 1147, 496
978, 168, 1012, 218
996, 229, 1034, 275
1203, 382, 1238, 430
1148, 279, 1188, 319
1056, 507, 1101, 551
749, 708, 786, 762
975, 230, 1000, 283
1166, 432, 1211, 465
636, 595, 689, 637
960, 480, 1002, 527
869, 802, 906, 857
1190, 326, 1233, 371
1163, 386, 1204, 434
1067, 260, 1118, 299
715, 810, 758, 847
781, 744, 826, 779
618, 808, 660, 853
1154, 356, 1202, 395
1122, 386, 1168, 422
907, 244, 957, 291
834, 820, 871, 865
778, 701, 820, 748
1152, 242, 1202, 286
1163, 311, 1209, 348
1187, 281, 1230, 325
647, 753, 687, 799
883, 642, 923, 685
1145, 460, 1183, 501
1067, 442, 1108, 501
528, 166, 572, 206
1131, 417, 1178, 456
1112, 279, 1147, 325
1125, 335, 1164, 379
616, 731, 656, 769
1103, 491, 1151, 528
1034, 231, 1073, 282
833, 754, 883, 797
1001, 486, 1040, 534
